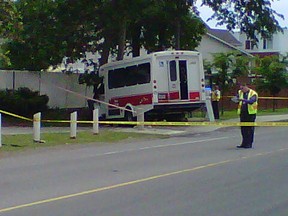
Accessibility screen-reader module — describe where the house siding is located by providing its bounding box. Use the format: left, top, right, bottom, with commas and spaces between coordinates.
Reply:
197, 34, 236, 62
233, 28, 288, 55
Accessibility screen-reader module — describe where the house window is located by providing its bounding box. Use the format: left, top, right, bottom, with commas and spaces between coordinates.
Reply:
245, 40, 255, 50
245, 40, 251, 50
263, 39, 267, 49
263, 37, 273, 50
267, 38, 273, 49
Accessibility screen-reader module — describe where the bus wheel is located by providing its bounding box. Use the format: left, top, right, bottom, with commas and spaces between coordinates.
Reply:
125, 111, 134, 122
165, 113, 187, 122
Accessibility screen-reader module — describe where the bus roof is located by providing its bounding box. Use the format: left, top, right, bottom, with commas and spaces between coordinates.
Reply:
100, 50, 200, 69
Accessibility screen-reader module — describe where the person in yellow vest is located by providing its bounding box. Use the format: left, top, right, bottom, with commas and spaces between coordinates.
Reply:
211, 85, 221, 119
236, 84, 258, 149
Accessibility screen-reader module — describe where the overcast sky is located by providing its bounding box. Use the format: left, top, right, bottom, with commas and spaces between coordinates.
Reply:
197, 0, 288, 29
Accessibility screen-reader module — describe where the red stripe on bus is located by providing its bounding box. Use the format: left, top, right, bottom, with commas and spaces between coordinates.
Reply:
169, 91, 180, 100
109, 93, 153, 107
189, 92, 200, 100
158, 91, 200, 103
158, 91, 180, 101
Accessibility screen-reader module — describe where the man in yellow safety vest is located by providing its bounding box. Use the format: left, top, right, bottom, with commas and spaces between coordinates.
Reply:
211, 85, 221, 119
236, 83, 258, 149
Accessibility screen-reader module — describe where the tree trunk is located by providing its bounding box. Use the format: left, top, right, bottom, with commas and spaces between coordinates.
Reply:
158, 26, 166, 51
131, 25, 141, 57
272, 94, 277, 112
175, 19, 181, 50
117, 19, 127, 61
99, 37, 111, 66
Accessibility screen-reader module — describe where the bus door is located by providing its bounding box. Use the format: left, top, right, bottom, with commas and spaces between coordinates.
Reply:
168, 60, 188, 100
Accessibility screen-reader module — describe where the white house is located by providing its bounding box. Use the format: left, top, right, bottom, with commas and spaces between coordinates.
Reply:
196, 26, 253, 62
233, 28, 288, 57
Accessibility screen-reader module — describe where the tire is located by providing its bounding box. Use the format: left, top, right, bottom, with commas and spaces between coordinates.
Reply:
165, 113, 186, 122
124, 111, 134, 122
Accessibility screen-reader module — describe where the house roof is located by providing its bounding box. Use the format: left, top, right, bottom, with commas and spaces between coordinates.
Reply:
207, 28, 242, 47
204, 25, 253, 57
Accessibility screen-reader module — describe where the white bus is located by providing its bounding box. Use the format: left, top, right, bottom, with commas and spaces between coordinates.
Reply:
98, 50, 207, 121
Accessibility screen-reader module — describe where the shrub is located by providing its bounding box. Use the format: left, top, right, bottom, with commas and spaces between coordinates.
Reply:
0, 87, 49, 117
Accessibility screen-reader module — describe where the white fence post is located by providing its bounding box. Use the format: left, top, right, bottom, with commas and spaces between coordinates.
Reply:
0, 113, 2, 147
33, 112, 41, 142
136, 108, 145, 130
205, 88, 215, 122
70, 111, 77, 139
93, 108, 99, 134
205, 99, 215, 122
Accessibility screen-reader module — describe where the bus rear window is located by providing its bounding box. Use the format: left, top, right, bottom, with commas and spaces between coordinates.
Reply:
108, 63, 151, 89
169, 61, 177, 81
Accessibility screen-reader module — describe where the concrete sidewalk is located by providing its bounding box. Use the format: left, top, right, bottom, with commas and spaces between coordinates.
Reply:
120, 114, 288, 135
183, 114, 288, 135
2, 114, 288, 136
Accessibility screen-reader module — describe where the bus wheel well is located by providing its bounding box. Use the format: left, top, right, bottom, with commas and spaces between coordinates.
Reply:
124, 110, 135, 122
124, 106, 135, 122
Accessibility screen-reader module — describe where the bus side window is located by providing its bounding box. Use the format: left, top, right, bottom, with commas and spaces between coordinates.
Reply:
126, 65, 138, 86
108, 68, 126, 89
108, 70, 114, 89
137, 63, 151, 84
108, 62, 151, 89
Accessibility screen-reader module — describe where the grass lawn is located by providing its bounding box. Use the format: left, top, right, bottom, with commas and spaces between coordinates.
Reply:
220, 108, 288, 120
0, 131, 165, 153
189, 108, 288, 121
1, 107, 287, 154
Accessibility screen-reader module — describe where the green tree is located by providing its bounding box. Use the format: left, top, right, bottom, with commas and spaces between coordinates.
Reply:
203, 60, 213, 87
254, 55, 288, 111
2, 0, 284, 71
3, 0, 60, 70
211, 51, 252, 114
211, 52, 233, 114
232, 55, 251, 77
97, 0, 150, 63
212, 52, 233, 92
3, 0, 102, 70
0, 0, 22, 40
0, 0, 22, 66
140, 1, 205, 53
202, 0, 284, 41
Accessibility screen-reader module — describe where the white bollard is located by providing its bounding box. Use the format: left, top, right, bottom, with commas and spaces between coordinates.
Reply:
70, 111, 77, 139
93, 109, 99, 134
33, 112, 41, 142
0, 113, 2, 147
205, 99, 215, 122
136, 109, 145, 130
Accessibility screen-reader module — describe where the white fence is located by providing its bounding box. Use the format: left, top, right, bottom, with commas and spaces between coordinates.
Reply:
0, 109, 100, 147
0, 70, 93, 108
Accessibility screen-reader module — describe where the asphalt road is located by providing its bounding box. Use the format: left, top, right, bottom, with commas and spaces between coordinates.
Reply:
1, 126, 288, 216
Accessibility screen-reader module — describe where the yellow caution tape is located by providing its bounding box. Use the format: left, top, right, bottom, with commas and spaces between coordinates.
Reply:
0, 109, 32, 122
258, 97, 288, 100
42, 119, 71, 123
95, 121, 288, 127
42, 119, 288, 127
42, 120, 97, 124
0, 109, 287, 127
226, 96, 288, 100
